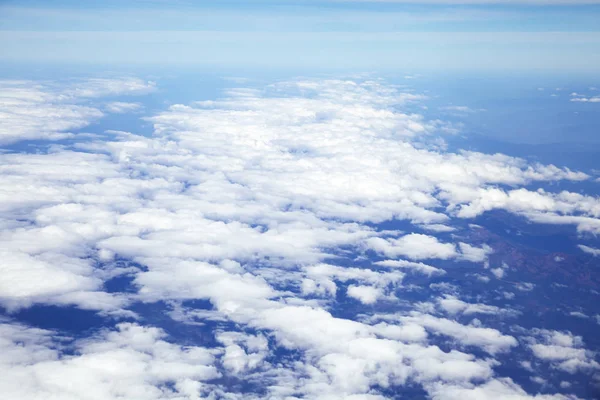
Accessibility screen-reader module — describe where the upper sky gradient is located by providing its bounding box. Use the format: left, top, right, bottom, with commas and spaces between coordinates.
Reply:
1, 0, 599, 72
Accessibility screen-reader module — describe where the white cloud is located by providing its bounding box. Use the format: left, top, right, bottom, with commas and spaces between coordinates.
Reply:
105, 101, 143, 114
372, 322, 428, 342
527, 329, 600, 374
578, 244, 600, 256
491, 267, 505, 279
419, 223, 456, 232
0, 78, 154, 143
0, 321, 221, 400
458, 242, 492, 262
569, 311, 588, 319
400, 313, 518, 355
367, 235, 492, 262
447, 187, 595, 222
0, 77, 595, 399
515, 282, 535, 291
0, 81, 102, 143
304, 263, 404, 299
438, 295, 518, 317
62, 78, 156, 98
366, 234, 458, 260
216, 331, 269, 375
570, 96, 600, 103
425, 378, 572, 400
374, 259, 444, 276
134, 258, 276, 311
0, 250, 98, 308
347, 285, 383, 304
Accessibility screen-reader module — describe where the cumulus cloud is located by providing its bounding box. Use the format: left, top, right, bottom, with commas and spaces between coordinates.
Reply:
425, 378, 572, 400
216, 331, 269, 375
366, 234, 458, 260
526, 329, 600, 374
0, 78, 154, 143
304, 263, 405, 298
0, 81, 102, 143
446, 187, 595, 222
437, 295, 519, 317
491, 267, 505, 279
400, 313, 518, 355
0, 77, 596, 399
367, 234, 491, 262
458, 242, 493, 262
347, 285, 383, 304
0, 320, 220, 400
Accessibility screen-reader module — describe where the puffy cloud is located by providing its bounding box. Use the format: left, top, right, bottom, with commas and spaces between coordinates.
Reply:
0, 78, 154, 143
0, 321, 220, 400
133, 258, 276, 312
305, 263, 405, 291
526, 329, 600, 374
426, 378, 573, 400
0, 76, 595, 399
437, 295, 518, 317
347, 285, 383, 304
366, 234, 458, 260
216, 331, 269, 375
301, 277, 338, 297
0, 250, 99, 309
400, 313, 518, 355
144, 79, 588, 233
367, 234, 491, 262
458, 242, 493, 262
0, 81, 102, 143
246, 305, 500, 397
447, 187, 595, 221
372, 322, 428, 342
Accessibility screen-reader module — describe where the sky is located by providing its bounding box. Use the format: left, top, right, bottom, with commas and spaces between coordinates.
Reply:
2, 2, 600, 400
1, 0, 600, 72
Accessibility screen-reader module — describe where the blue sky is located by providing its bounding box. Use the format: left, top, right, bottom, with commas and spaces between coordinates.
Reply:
1, 0, 600, 72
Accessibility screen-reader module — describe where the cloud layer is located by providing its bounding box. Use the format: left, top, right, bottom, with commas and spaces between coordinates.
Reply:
0, 77, 598, 399
0, 78, 155, 143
